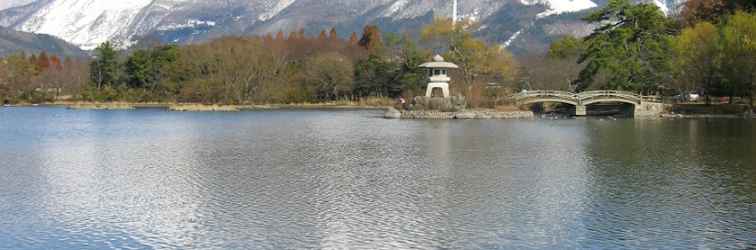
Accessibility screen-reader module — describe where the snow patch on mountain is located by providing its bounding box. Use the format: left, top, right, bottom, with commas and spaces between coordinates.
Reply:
156, 19, 216, 31
503, 29, 523, 47
258, 0, 297, 21
383, 0, 409, 17
459, 8, 482, 22
521, 0, 598, 18
18, 0, 154, 50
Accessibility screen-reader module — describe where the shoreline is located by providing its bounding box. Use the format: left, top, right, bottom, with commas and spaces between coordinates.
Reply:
3, 102, 389, 111
661, 113, 754, 119
3, 102, 753, 119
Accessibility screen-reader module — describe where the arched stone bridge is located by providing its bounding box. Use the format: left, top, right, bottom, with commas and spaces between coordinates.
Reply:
514, 90, 662, 116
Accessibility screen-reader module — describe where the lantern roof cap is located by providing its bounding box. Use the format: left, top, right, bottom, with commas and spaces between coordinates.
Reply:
419, 54, 459, 69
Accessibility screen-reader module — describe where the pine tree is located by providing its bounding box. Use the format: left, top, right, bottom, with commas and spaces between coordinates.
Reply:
575, 0, 673, 92
90, 42, 120, 88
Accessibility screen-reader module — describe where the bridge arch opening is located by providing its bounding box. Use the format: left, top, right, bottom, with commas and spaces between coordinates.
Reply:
519, 100, 577, 117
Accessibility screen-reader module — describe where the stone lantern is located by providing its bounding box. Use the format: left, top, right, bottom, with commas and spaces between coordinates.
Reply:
420, 55, 459, 98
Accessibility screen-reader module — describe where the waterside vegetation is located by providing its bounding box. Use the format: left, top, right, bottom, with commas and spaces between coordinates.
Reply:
0, 0, 754, 113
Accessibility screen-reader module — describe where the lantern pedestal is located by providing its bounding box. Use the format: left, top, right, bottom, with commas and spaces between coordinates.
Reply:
425, 82, 450, 98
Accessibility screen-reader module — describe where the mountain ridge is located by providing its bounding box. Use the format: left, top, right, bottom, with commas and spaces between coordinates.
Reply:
0, 25, 85, 57
0, 0, 684, 54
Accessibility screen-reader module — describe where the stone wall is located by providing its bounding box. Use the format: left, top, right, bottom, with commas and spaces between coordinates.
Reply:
634, 102, 671, 117
385, 108, 534, 119
384, 96, 533, 119
410, 96, 467, 112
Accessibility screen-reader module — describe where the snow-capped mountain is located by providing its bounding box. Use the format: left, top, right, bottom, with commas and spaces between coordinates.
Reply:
17, 0, 154, 50
0, 0, 685, 53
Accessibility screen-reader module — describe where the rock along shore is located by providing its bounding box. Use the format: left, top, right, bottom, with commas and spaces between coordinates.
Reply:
385, 108, 534, 119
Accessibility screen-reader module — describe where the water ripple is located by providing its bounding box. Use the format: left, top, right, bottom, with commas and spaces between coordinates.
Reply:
0, 108, 753, 249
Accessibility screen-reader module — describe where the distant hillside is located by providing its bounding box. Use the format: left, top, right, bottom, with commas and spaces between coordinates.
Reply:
0, 26, 85, 57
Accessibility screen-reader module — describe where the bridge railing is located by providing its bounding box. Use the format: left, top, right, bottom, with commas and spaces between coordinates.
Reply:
514, 90, 664, 105
641, 95, 663, 103
578, 90, 642, 103
514, 90, 578, 100
579, 90, 640, 98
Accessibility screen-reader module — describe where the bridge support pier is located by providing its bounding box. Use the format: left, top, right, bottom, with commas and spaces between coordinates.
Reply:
575, 105, 587, 116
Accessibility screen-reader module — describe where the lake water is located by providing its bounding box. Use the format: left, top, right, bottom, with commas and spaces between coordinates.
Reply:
0, 107, 753, 249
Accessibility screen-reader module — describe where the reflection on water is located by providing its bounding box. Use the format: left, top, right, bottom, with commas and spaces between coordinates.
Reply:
0, 107, 753, 249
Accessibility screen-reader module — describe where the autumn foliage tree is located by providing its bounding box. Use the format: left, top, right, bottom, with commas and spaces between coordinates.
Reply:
421, 18, 517, 102
680, 0, 755, 26
680, 0, 728, 26
671, 22, 721, 96
720, 11, 756, 104
0, 52, 89, 103
358, 25, 383, 54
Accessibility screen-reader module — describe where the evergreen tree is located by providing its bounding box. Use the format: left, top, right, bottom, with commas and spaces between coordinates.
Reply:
125, 50, 152, 88
575, 0, 673, 93
90, 42, 121, 88
548, 36, 585, 59
354, 55, 399, 97
395, 37, 430, 96
124, 45, 178, 89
